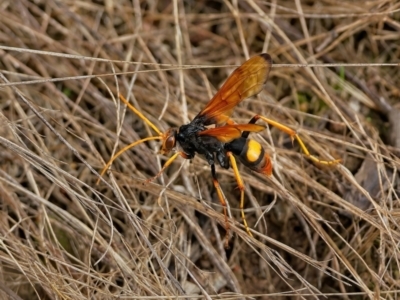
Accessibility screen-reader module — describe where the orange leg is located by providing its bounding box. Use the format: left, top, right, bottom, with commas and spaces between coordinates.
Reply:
210, 164, 231, 247
244, 115, 341, 165
144, 151, 188, 184
226, 152, 253, 238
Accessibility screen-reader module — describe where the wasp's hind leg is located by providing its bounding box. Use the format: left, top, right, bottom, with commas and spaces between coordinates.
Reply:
244, 115, 340, 165
225, 152, 253, 238
210, 164, 231, 247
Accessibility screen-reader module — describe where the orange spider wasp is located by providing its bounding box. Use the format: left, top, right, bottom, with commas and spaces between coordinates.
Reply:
98, 53, 339, 244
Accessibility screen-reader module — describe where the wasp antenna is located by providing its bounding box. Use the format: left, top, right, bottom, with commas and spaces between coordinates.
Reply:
97, 136, 162, 184
119, 94, 163, 136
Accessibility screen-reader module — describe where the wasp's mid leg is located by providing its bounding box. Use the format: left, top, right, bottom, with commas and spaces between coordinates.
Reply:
244, 115, 340, 165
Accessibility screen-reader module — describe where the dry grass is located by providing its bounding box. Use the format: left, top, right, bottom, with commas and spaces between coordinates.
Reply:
0, 0, 400, 299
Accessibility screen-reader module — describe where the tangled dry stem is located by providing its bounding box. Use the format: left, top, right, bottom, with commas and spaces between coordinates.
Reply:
0, 0, 399, 299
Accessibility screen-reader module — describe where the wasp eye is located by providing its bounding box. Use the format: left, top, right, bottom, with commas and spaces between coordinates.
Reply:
164, 135, 176, 150
160, 128, 177, 154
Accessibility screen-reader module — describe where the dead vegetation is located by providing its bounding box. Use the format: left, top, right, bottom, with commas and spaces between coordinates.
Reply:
0, 0, 399, 299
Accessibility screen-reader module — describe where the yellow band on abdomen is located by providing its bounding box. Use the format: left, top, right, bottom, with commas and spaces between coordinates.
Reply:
245, 140, 262, 163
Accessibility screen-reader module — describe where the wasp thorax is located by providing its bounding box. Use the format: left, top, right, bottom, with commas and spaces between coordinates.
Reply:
160, 127, 178, 154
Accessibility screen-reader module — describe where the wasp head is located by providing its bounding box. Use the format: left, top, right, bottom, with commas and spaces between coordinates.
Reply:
160, 127, 178, 155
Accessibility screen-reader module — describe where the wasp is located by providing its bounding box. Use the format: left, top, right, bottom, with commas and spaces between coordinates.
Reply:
98, 53, 339, 244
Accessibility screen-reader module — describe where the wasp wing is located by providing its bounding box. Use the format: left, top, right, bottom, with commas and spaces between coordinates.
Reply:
198, 124, 265, 143
194, 53, 272, 126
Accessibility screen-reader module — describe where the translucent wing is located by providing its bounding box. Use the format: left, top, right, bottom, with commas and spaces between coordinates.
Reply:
198, 124, 265, 143
194, 53, 272, 126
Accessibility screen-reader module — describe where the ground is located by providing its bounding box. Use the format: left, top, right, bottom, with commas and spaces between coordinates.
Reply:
0, 1, 399, 299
